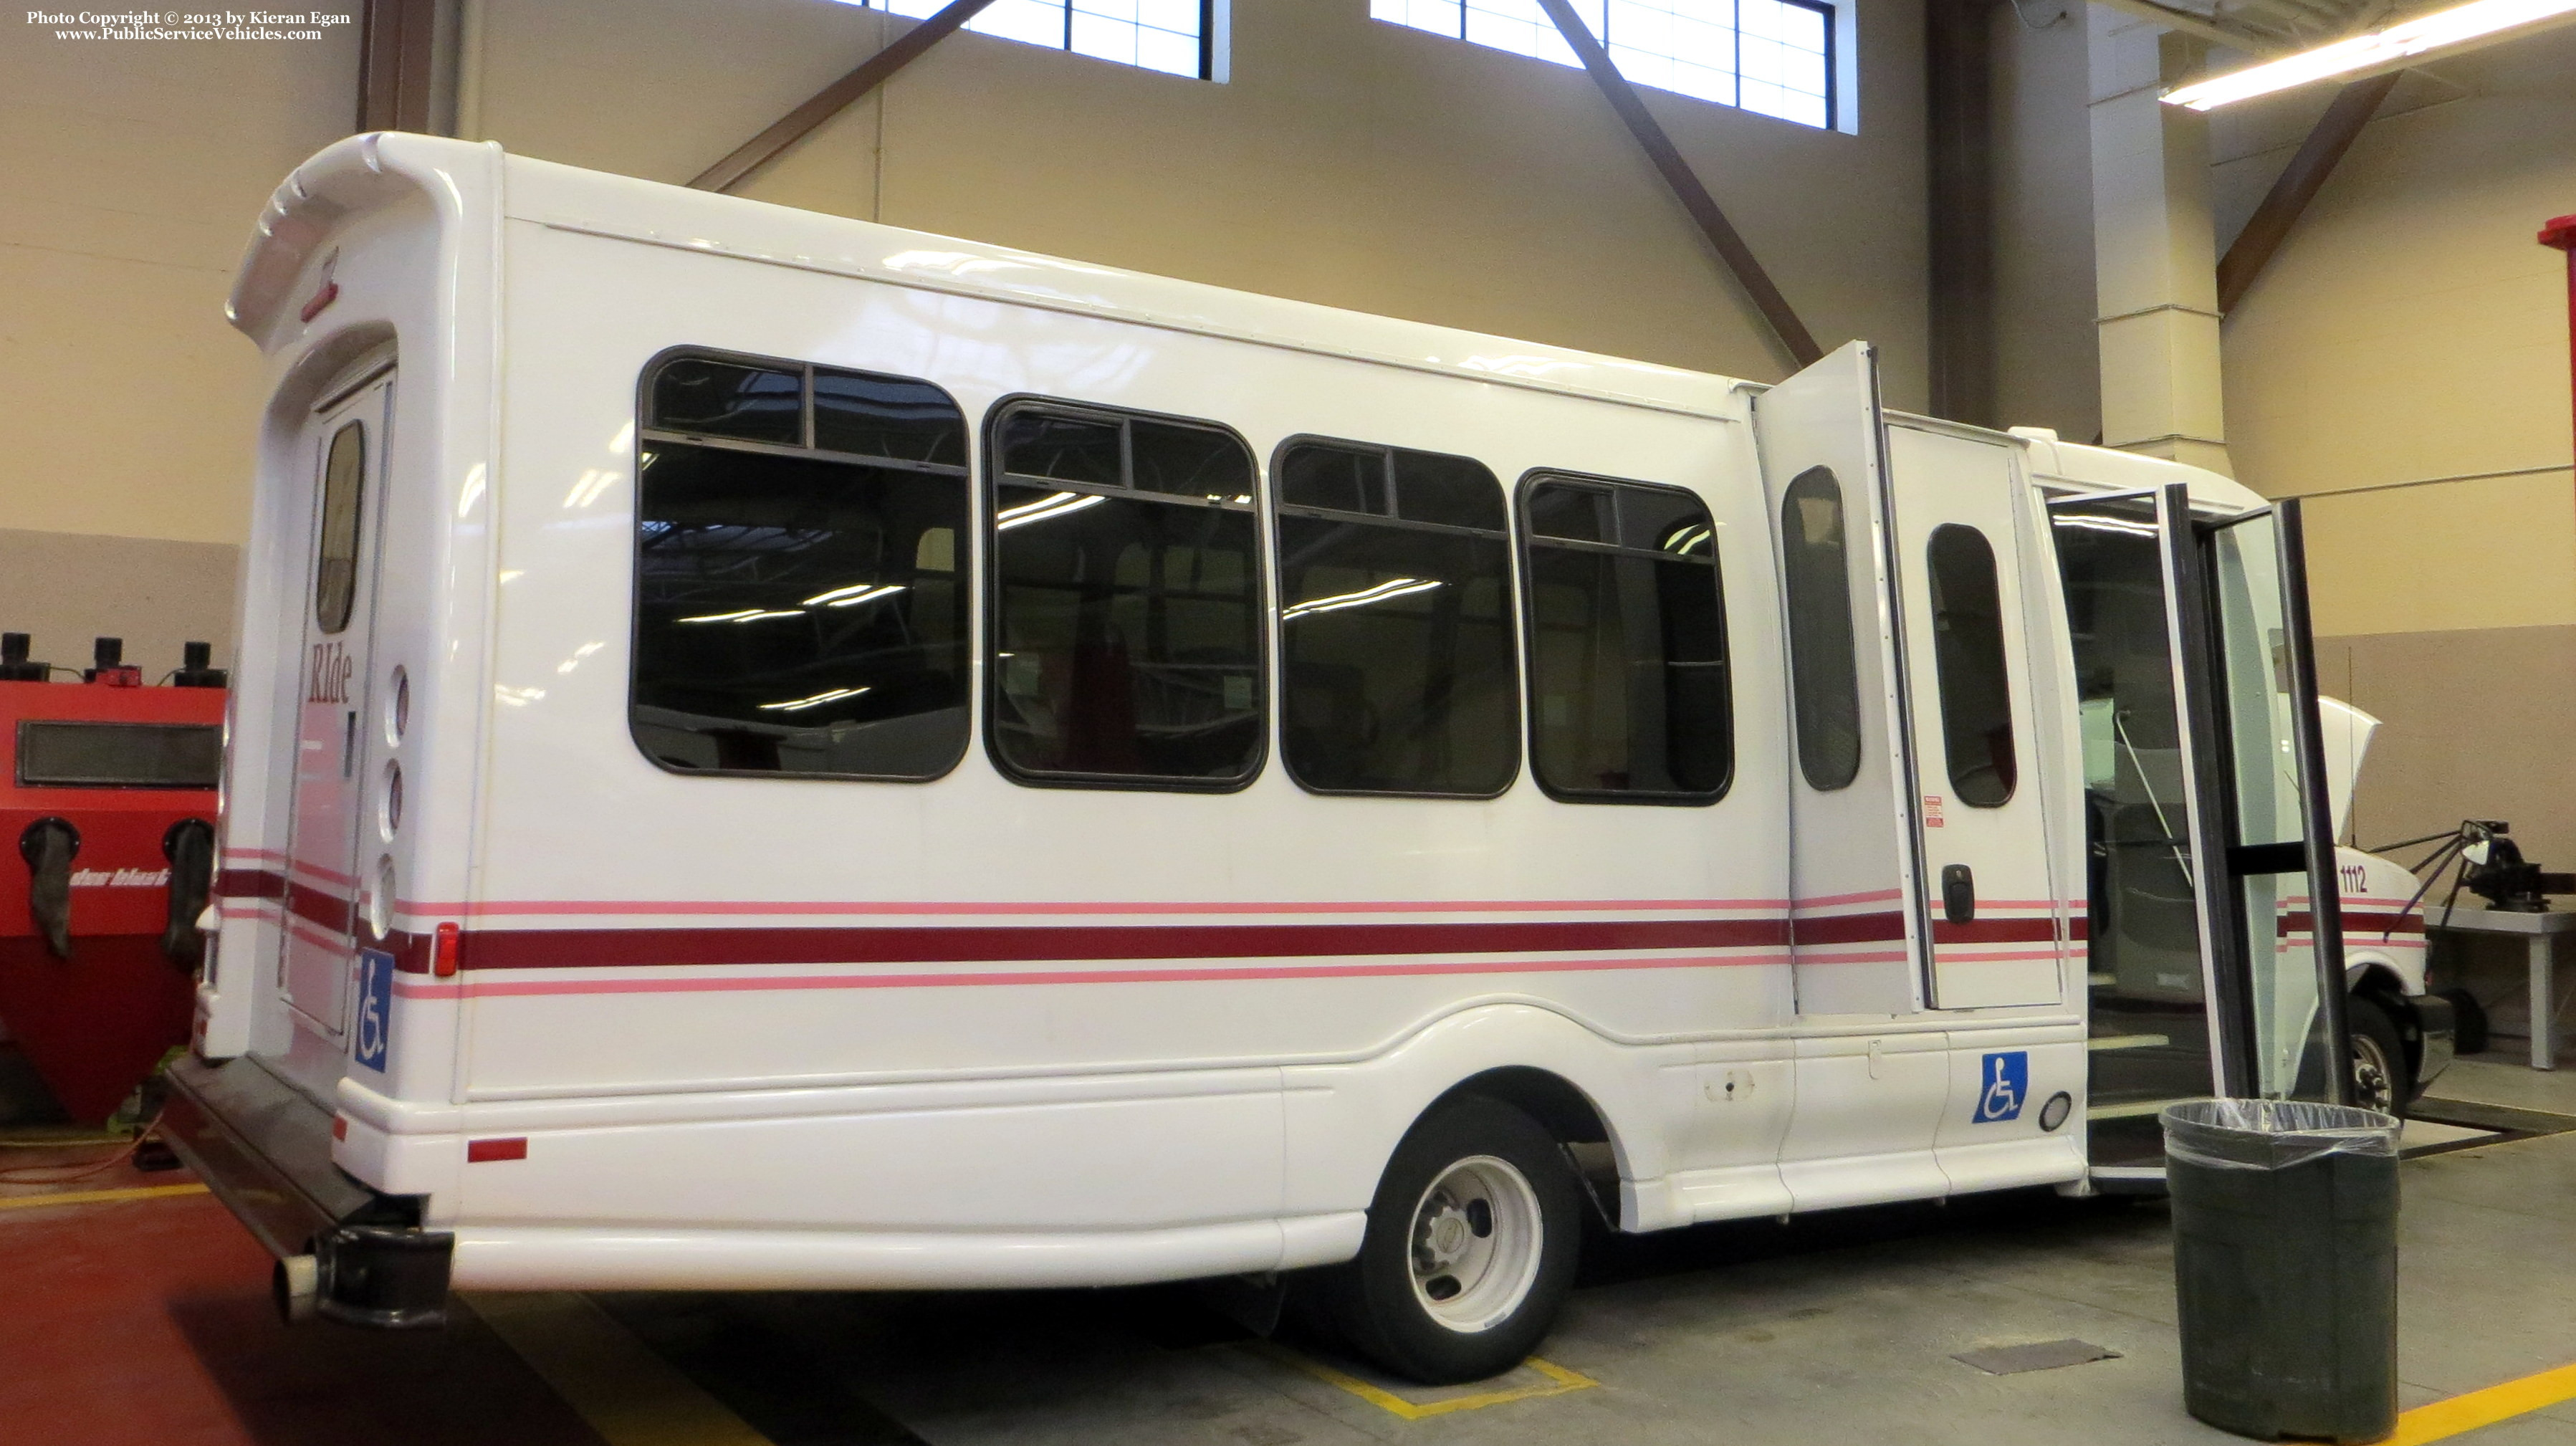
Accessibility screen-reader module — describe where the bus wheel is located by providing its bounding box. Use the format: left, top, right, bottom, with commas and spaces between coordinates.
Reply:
2348, 995, 2411, 1117
1323, 1094, 1581, 1384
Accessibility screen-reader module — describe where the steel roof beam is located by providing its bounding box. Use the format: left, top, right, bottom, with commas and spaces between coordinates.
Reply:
1531, 0, 1823, 368
691, 0, 1000, 194
2215, 70, 2400, 312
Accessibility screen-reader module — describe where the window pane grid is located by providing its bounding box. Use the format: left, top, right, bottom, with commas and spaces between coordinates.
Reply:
1378, 0, 1832, 129
867, 0, 1208, 79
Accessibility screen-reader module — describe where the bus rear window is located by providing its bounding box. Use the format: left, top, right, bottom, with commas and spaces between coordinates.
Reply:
16, 721, 221, 789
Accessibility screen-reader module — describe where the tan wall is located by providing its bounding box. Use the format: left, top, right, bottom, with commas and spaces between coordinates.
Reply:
0, 19, 357, 547
0, 530, 239, 674
467, 0, 1933, 406
2216, 27, 2576, 616
0, 14, 350, 659
2, 0, 1935, 654
2317, 625, 2576, 870
2210, 26, 2576, 867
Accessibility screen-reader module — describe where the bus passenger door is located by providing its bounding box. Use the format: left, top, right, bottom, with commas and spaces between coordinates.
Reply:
1882, 424, 2062, 1010
2049, 486, 2351, 1174
1755, 343, 1952, 1210
274, 371, 393, 1092
1751, 341, 1927, 1015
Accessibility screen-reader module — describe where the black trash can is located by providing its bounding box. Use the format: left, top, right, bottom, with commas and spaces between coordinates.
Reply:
2162, 1100, 2403, 1444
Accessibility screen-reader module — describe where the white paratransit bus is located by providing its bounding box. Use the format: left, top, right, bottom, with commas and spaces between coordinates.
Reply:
168, 133, 2454, 1383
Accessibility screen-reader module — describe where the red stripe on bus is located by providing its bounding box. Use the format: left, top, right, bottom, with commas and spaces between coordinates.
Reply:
1790, 912, 1906, 945
430, 916, 1796, 973
1932, 918, 2060, 944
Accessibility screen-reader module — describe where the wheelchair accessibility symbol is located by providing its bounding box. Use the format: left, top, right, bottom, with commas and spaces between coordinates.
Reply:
353, 947, 394, 1073
1973, 1051, 2028, 1123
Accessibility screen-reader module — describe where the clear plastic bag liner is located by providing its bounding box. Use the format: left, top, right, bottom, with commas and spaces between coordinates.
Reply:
2160, 1099, 2401, 1172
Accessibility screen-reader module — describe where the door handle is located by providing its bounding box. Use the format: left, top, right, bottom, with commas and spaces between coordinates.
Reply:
1941, 863, 1976, 924
343, 710, 358, 779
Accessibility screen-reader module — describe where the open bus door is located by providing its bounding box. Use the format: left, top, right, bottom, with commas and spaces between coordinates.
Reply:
2049, 484, 2350, 1183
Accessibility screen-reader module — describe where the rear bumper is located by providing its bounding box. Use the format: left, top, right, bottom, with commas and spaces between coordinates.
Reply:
163, 1055, 453, 1326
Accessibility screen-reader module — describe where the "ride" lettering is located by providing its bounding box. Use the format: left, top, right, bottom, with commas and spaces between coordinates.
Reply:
309, 640, 354, 704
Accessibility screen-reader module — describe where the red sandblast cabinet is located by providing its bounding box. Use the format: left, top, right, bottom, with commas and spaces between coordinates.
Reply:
0, 634, 226, 1122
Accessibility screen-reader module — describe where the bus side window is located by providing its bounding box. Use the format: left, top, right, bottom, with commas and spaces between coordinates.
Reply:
630, 351, 972, 780
987, 402, 1264, 788
1925, 522, 2016, 805
1520, 474, 1731, 803
1779, 465, 1862, 790
1273, 440, 1518, 797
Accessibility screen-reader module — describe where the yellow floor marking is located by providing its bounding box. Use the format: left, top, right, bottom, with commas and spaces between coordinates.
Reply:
0, 1182, 209, 1212
464, 1292, 776, 1446
1246, 1340, 1599, 1420
2388, 1361, 2576, 1445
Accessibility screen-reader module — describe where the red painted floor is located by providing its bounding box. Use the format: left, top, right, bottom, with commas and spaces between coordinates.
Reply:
0, 1147, 601, 1446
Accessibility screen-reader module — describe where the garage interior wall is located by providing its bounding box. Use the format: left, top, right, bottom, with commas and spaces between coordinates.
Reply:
9, 0, 2574, 873
0, 0, 1929, 676
2212, 27, 2576, 867
0, 20, 358, 671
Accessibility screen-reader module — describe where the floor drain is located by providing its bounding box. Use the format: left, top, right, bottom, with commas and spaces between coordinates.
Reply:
1951, 1339, 2122, 1375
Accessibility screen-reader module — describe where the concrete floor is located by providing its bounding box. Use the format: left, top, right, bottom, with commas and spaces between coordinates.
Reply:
6, 1053, 2576, 1445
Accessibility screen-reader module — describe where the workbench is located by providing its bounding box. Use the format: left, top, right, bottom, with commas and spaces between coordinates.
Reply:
2428, 904, 2576, 1070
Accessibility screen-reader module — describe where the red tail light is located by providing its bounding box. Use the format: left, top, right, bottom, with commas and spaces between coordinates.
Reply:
433, 921, 462, 978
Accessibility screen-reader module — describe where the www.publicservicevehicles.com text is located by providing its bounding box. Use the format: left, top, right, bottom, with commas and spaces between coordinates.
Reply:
27, 10, 350, 40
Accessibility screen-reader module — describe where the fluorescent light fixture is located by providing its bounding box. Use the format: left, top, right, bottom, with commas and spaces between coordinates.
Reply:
2163, 0, 2576, 109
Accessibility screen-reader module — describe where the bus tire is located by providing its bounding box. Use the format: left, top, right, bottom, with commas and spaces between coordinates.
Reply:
1321, 1093, 1581, 1384
2347, 993, 2412, 1117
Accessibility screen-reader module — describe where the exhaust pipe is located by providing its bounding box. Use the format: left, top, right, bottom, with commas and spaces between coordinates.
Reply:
269, 1227, 454, 1329
272, 1253, 320, 1325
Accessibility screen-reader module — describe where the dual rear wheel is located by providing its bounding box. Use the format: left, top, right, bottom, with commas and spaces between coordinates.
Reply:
1314, 1095, 1584, 1384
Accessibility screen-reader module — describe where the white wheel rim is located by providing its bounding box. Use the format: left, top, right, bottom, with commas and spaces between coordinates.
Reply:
1407, 1154, 1544, 1334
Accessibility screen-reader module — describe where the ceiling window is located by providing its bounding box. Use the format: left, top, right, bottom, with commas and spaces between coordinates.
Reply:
1371, 0, 1835, 130
853, 1, 1220, 80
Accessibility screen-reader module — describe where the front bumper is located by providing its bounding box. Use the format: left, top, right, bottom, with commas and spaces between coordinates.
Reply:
163, 1055, 453, 1327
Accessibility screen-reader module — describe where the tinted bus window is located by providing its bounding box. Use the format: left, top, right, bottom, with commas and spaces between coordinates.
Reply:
1521, 475, 1730, 802
651, 358, 804, 446
1274, 441, 1516, 796
315, 421, 365, 634
1926, 522, 2016, 805
1780, 464, 1862, 790
990, 404, 1263, 787
632, 353, 970, 780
